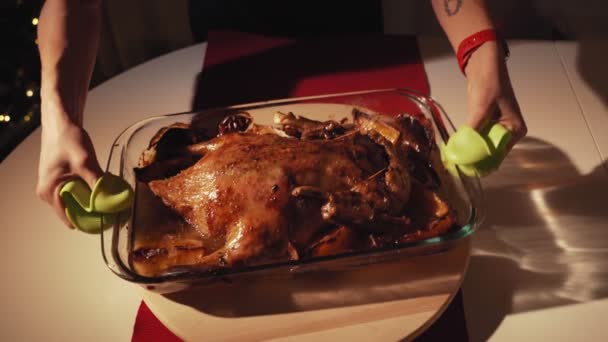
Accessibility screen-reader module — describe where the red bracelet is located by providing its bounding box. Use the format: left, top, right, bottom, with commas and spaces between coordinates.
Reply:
456, 28, 509, 75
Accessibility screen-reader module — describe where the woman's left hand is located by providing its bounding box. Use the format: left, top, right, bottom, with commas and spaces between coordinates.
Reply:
465, 41, 527, 150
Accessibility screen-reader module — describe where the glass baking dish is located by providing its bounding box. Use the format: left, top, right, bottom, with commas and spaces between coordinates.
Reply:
102, 88, 484, 293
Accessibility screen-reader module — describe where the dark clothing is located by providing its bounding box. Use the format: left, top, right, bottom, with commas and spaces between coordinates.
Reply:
188, 0, 384, 41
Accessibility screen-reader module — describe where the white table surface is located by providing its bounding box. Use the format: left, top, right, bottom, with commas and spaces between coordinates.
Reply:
1, 36, 607, 341
421, 37, 608, 341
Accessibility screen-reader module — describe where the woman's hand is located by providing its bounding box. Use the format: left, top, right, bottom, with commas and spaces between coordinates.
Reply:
37, 0, 102, 227
36, 113, 103, 228
465, 41, 527, 149
429, 0, 527, 148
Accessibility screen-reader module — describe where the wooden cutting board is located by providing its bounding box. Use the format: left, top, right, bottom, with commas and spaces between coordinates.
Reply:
143, 238, 470, 341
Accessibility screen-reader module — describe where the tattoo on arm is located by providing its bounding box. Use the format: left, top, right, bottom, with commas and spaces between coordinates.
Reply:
444, 0, 463, 16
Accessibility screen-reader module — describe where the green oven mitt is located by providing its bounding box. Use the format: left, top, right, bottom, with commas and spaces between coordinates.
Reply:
59, 173, 134, 234
439, 123, 511, 178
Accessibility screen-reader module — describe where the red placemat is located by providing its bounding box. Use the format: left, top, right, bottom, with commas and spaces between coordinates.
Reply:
191, 30, 429, 112
132, 30, 465, 342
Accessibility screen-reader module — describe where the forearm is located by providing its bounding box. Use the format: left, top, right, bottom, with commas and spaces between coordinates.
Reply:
38, 0, 101, 129
431, 0, 526, 147
431, 0, 494, 52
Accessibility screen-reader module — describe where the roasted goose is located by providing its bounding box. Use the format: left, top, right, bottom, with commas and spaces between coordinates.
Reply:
131, 109, 457, 277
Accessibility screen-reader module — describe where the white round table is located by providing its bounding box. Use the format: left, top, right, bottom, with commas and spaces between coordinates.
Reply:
5, 36, 608, 341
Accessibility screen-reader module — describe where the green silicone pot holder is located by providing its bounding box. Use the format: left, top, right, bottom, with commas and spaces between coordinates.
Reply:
59, 173, 133, 233
440, 123, 512, 178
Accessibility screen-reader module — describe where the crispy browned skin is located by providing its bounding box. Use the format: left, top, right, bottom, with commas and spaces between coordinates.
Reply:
148, 133, 384, 269
133, 111, 457, 276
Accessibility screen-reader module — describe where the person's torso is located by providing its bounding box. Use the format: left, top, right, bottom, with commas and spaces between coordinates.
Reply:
189, 0, 384, 41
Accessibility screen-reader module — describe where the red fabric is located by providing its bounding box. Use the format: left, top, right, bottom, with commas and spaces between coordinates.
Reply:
193, 30, 429, 111
132, 30, 430, 342
132, 301, 182, 342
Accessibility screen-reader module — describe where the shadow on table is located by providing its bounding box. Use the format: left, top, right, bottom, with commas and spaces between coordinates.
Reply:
576, 37, 608, 107
461, 137, 608, 342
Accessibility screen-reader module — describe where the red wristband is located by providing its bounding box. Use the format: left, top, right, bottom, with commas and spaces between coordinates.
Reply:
456, 28, 509, 75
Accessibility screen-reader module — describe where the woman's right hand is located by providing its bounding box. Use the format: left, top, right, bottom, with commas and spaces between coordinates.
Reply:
36, 116, 103, 228
36, 0, 104, 228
